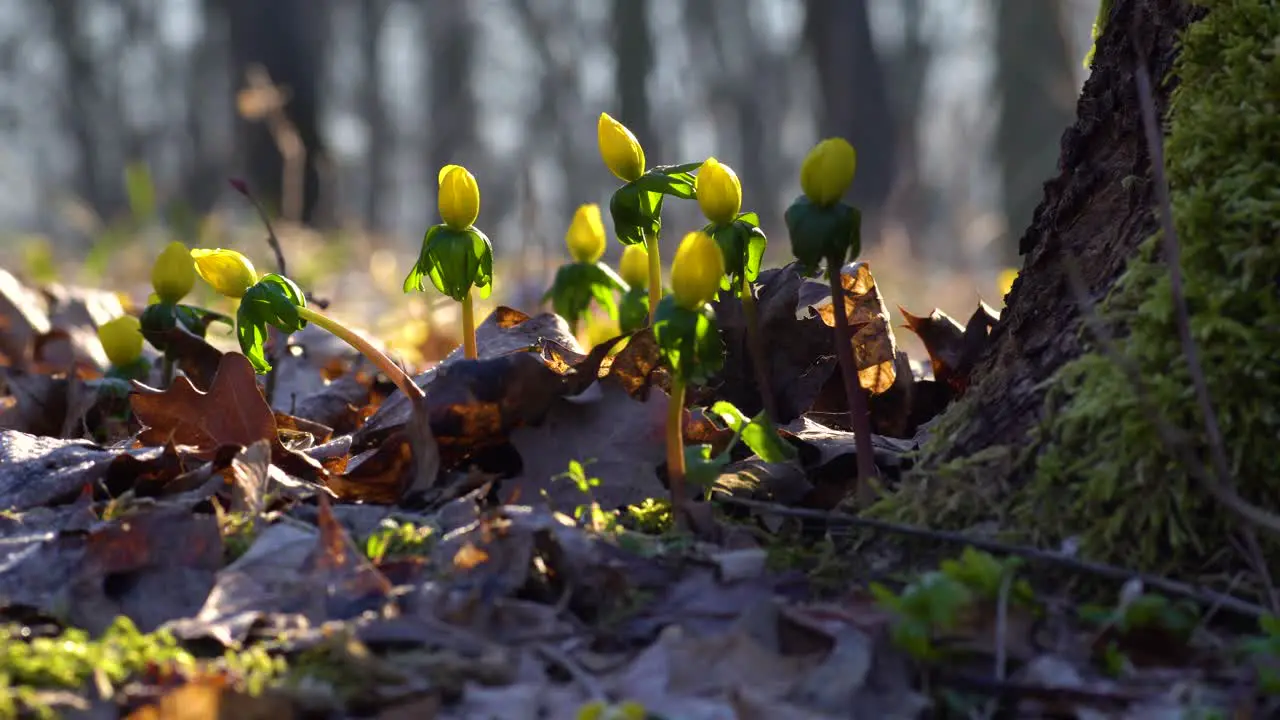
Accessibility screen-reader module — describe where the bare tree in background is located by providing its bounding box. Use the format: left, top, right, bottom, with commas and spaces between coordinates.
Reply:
222, 0, 327, 225
994, 0, 1076, 267
613, 0, 655, 162
879, 0, 931, 255
49, 2, 114, 218
361, 0, 392, 232
803, 0, 896, 247
423, 1, 477, 199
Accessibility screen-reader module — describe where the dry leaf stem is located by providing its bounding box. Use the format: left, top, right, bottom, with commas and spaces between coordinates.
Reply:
827, 264, 877, 505
739, 273, 777, 422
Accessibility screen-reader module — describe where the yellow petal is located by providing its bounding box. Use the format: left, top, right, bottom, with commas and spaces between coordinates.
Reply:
190, 248, 258, 299
438, 164, 480, 230
617, 244, 649, 290
998, 267, 1019, 301
565, 204, 607, 264
98, 315, 143, 367
151, 241, 196, 304
670, 231, 724, 310
799, 138, 857, 207
598, 113, 646, 183
695, 157, 742, 226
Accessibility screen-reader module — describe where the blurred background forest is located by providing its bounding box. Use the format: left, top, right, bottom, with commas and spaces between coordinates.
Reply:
0, 0, 1099, 363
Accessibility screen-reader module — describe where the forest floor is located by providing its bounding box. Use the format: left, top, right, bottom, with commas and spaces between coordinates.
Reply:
1, 223, 1276, 719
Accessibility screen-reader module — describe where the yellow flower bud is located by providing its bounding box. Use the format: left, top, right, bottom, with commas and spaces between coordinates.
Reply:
191, 248, 258, 299
669, 231, 724, 310
437, 164, 480, 230
695, 157, 742, 225
799, 137, 857, 207
617, 244, 649, 290
98, 315, 143, 367
598, 113, 646, 183
151, 241, 196, 304
565, 203, 607, 264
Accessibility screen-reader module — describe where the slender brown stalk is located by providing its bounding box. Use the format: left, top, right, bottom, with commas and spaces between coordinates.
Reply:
827, 263, 877, 506
666, 378, 688, 517
645, 231, 662, 323
739, 274, 777, 423
296, 306, 422, 402
461, 291, 478, 360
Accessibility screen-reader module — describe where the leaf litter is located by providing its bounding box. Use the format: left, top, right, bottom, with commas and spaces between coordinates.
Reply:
1, 266, 1275, 719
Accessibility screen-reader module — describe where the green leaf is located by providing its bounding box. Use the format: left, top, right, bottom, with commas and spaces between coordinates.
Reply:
708, 401, 797, 462
404, 225, 494, 302
236, 309, 271, 373
653, 161, 705, 175
234, 273, 309, 373
709, 218, 768, 290
633, 170, 696, 200
652, 296, 724, 383
609, 184, 664, 246
783, 196, 861, 274
684, 443, 729, 490
141, 302, 233, 356
546, 261, 627, 330
619, 287, 650, 334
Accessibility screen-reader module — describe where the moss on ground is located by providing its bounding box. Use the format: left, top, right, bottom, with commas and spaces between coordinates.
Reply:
877, 0, 1280, 579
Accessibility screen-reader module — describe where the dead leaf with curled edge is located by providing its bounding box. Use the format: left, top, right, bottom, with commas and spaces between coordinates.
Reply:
899, 301, 1000, 397
795, 261, 898, 395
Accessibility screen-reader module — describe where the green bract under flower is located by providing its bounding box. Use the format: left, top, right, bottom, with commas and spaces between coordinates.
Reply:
652, 295, 723, 384
404, 224, 494, 302
543, 260, 626, 332
705, 211, 767, 290
784, 196, 862, 276
607, 162, 700, 246
236, 273, 308, 373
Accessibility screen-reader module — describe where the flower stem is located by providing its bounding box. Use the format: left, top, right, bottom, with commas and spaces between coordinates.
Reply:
645, 231, 662, 324
739, 274, 777, 423
296, 305, 423, 402
826, 263, 877, 506
461, 290, 478, 360
666, 377, 688, 516
161, 355, 174, 388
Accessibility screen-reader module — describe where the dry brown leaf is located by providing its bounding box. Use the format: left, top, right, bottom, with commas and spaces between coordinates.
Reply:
131, 353, 276, 459
899, 301, 1001, 396
796, 261, 898, 395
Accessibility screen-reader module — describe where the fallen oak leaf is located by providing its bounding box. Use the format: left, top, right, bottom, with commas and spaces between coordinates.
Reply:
130, 352, 276, 459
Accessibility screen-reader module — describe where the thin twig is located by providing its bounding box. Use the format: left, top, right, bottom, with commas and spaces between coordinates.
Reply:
229, 178, 288, 277
714, 495, 1269, 620
534, 643, 605, 702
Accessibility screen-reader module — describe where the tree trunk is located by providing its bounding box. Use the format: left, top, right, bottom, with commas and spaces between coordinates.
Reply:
993, 0, 1078, 268
224, 0, 326, 225
918, 0, 1198, 469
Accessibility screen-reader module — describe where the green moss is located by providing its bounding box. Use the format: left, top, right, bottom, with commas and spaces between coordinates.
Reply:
1018, 0, 1280, 575
0, 617, 287, 717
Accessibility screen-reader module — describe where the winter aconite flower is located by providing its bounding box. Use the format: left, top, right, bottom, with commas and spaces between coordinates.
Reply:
799, 138, 857, 207
598, 113, 646, 182
98, 315, 143, 367
695, 157, 742, 226
618, 244, 649, 290
670, 231, 724, 310
438, 164, 480, 231
565, 204, 607, 264
191, 248, 257, 299
151, 241, 196, 304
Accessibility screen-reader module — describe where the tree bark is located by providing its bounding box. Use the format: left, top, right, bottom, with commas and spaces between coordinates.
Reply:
921, 0, 1200, 468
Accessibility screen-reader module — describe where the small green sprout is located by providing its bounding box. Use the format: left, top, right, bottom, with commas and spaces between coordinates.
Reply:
598, 112, 701, 324
404, 163, 493, 360
363, 519, 435, 564
544, 203, 628, 335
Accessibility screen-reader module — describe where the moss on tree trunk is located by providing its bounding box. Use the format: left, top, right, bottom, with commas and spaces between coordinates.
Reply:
875, 0, 1280, 582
